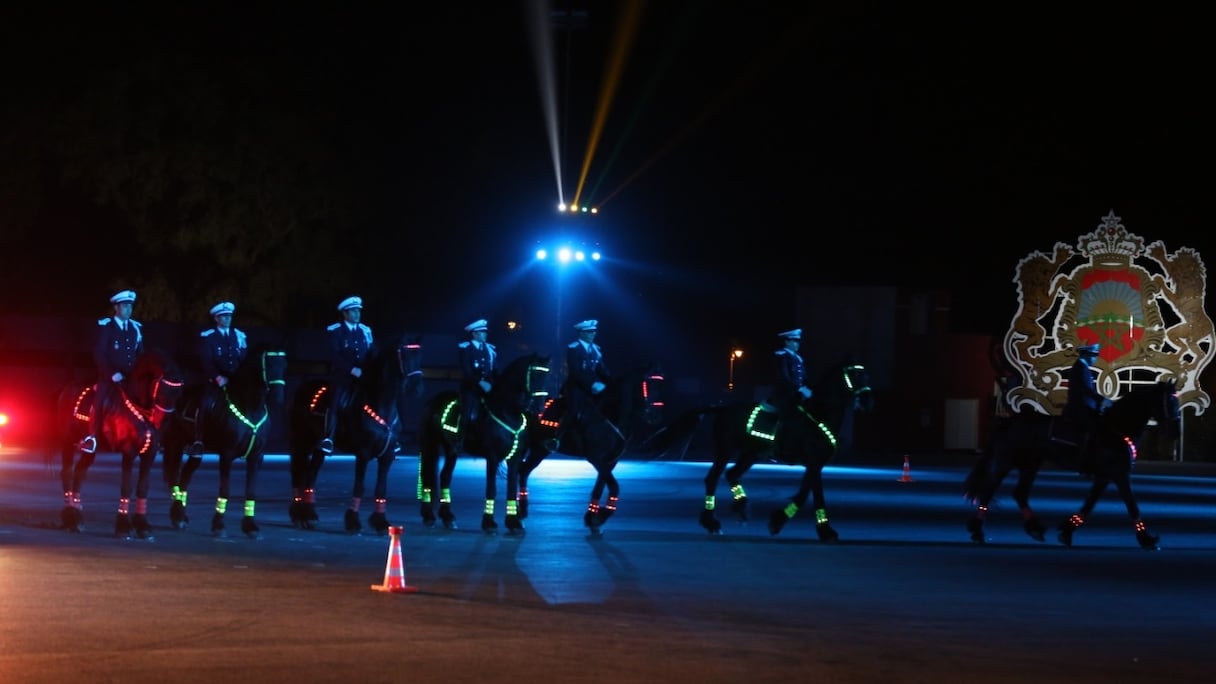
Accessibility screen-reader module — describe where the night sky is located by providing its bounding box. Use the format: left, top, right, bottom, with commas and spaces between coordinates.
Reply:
1, 2, 1209, 375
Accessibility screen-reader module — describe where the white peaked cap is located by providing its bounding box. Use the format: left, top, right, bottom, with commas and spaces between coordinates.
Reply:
110, 290, 137, 304
574, 320, 598, 332
337, 296, 363, 311
465, 319, 489, 332
209, 301, 235, 316
778, 328, 802, 340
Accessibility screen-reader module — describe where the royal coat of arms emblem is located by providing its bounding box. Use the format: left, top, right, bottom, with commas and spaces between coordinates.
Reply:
1003, 211, 1214, 416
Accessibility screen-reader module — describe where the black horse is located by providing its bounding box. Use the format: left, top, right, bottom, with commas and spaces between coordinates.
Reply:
287, 336, 423, 535
160, 346, 288, 539
517, 362, 666, 534
646, 360, 874, 540
53, 349, 184, 538
416, 352, 551, 534
964, 380, 1180, 550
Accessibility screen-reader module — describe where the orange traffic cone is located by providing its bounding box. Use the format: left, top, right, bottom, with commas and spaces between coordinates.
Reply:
897, 455, 914, 483
372, 525, 419, 594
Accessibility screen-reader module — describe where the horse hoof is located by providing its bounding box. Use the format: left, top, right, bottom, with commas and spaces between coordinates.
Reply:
1056, 524, 1075, 547
724, 494, 744, 520
767, 509, 789, 536
240, 516, 261, 540
1023, 517, 1047, 543
211, 512, 227, 538
518, 493, 529, 520
506, 515, 525, 535
816, 522, 840, 543
439, 504, 456, 529
344, 509, 362, 534
132, 514, 154, 541
368, 512, 390, 536
596, 509, 615, 527
1136, 529, 1160, 551
114, 513, 133, 539
583, 511, 601, 531
967, 516, 987, 544
699, 510, 722, 534
169, 500, 189, 530
61, 507, 83, 533
481, 514, 499, 534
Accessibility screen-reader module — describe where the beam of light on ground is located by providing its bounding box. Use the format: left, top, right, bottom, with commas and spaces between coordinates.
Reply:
525, 0, 566, 206
570, 0, 644, 211
597, 13, 811, 209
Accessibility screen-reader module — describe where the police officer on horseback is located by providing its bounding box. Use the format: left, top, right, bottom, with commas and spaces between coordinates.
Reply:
456, 318, 496, 451
322, 295, 373, 454
766, 328, 813, 455
1063, 342, 1110, 474
188, 301, 247, 456
548, 319, 610, 453
80, 289, 143, 454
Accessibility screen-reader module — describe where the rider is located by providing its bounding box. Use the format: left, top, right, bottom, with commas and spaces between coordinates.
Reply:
189, 301, 247, 456
767, 328, 812, 454
547, 319, 610, 453
1063, 342, 1110, 474
80, 289, 143, 454
322, 295, 373, 454
456, 318, 496, 451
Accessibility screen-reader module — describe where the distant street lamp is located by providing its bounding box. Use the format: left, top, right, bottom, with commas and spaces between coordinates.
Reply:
728, 348, 744, 391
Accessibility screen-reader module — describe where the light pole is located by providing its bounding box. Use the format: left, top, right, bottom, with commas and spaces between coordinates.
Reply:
728, 348, 744, 391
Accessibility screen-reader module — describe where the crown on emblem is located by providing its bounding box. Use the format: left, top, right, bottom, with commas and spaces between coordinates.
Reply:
1078, 210, 1145, 262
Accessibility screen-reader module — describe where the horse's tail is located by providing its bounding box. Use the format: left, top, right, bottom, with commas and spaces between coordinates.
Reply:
962, 451, 996, 504
638, 405, 710, 460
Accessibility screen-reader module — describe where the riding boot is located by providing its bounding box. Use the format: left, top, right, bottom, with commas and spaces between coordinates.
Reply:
80, 402, 99, 454
186, 407, 205, 457
319, 410, 335, 454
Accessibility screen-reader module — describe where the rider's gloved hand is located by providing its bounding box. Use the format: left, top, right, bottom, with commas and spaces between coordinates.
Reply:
798, 386, 812, 400
215, 376, 228, 387
111, 372, 123, 382
479, 380, 492, 393
350, 367, 362, 378
591, 381, 606, 394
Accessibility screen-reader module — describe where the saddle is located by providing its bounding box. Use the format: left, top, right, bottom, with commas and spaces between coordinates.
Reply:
1048, 416, 1085, 448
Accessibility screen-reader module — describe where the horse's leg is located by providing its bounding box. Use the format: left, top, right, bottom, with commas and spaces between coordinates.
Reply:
345, 454, 370, 534
210, 454, 236, 538
438, 443, 459, 529
130, 449, 156, 540
768, 461, 837, 542
700, 453, 731, 534
302, 450, 325, 524
240, 450, 265, 539
416, 438, 438, 527
593, 460, 621, 529
61, 444, 93, 532
1057, 475, 1109, 547
366, 451, 395, 536
504, 457, 525, 535
1010, 461, 1046, 542
518, 442, 550, 519
115, 449, 136, 538
724, 454, 757, 523
481, 457, 499, 534
1110, 470, 1159, 549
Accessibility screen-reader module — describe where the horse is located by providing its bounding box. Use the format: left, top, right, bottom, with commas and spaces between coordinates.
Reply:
160, 346, 288, 539
644, 360, 874, 540
416, 352, 551, 534
963, 380, 1180, 550
516, 362, 667, 534
53, 348, 184, 538
287, 336, 423, 535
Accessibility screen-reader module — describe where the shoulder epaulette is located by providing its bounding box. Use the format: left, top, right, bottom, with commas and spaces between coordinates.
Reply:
591, 343, 602, 353
776, 349, 789, 356
568, 341, 580, 348
97, 317, 111, 325
201, 329, 216, 337
234, 329, 247, 345
327, 322, 341, 331
358, 323, 372, 333
458, 341, 471, 349
486, 342, 496, 351
130, 320, 142, 329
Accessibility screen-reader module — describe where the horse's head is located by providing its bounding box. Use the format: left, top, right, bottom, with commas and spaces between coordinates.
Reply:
259, 348, 288, 406
612, 363, 666, 426
1102, 380, 1181, 444
818, 361, 874, 413
398, 336, 424, 399
129, 349, 184, 427
491, 353, 551, 413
